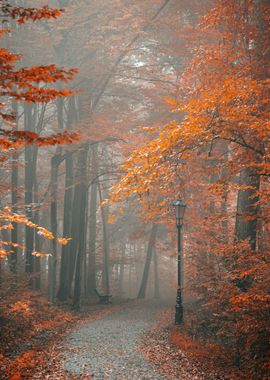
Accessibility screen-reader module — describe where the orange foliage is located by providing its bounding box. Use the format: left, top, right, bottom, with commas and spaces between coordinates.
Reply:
0, 286, 76, 379
0, 1, 78, 149
111, 0, 269, 211
1, 4, 63, 24
0, 204, 70, 259
111, 1, 270, 378
170, 328, 244, 379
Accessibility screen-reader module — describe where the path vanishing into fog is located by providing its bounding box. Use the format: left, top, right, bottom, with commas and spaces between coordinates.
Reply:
62, 301, 166, 379
61, 300, 221, 380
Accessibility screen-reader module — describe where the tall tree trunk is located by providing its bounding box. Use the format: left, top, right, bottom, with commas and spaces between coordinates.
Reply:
73, 145, 89, 310
98, 182, 110, 294
58, 97, 76, 301
119, 243, 125, 296
10, 100, 19, 273
48, 154, 61, 303
87, 145, 98, 297
24, 103, 35, 275
137, 224, 158, 299
153, 248, 160, 299
67, 166, 82, 297
58, 153, 73, 301
235, 167, 260, 250
33, 179, 41, 290
235, 0, 266, 251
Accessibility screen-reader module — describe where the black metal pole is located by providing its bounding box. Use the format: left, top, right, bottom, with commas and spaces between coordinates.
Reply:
175, 224, 183, 325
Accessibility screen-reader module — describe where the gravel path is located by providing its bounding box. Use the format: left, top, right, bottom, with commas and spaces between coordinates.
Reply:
62, 301, 167, 379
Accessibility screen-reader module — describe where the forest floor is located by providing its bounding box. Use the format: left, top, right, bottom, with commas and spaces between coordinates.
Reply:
1, 297, 226, 379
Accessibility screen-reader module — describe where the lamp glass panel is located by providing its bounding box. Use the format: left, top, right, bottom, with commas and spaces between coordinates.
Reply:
176, 205, 181, 220
179, 204, 186, 221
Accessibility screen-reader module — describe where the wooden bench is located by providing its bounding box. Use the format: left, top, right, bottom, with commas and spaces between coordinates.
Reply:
94, 288, 112, 304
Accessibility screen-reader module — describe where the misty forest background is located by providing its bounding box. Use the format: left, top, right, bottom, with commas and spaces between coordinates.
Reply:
0, 1, 269, 379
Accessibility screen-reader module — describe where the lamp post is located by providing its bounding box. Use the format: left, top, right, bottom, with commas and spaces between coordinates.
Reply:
172, 200, 186, 325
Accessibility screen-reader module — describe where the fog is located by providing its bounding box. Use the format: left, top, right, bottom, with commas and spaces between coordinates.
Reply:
0, 0, 200, 307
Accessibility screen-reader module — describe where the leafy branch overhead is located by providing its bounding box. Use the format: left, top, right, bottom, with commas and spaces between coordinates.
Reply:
0, 0, 78, 132
0, 207, 71, 258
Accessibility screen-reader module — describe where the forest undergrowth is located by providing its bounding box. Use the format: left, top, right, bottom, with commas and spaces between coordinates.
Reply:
140, 309, 250, 380
0, 279, 128, 380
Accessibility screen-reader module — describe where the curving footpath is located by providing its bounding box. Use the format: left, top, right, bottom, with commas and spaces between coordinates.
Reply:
62, 301, 166, 379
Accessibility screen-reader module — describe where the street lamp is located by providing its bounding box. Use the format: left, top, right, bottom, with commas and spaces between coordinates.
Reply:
172, 200, 186, 325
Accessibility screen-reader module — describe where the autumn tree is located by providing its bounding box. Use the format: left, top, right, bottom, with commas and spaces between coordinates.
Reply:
110, 0, 270, 377
0, 1, 77, 286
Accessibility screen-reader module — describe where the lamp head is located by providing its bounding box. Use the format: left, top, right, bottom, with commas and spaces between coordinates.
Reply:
172, 199, 186, 226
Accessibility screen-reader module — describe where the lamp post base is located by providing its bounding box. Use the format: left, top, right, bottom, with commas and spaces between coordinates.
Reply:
175, 287, 183, 325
